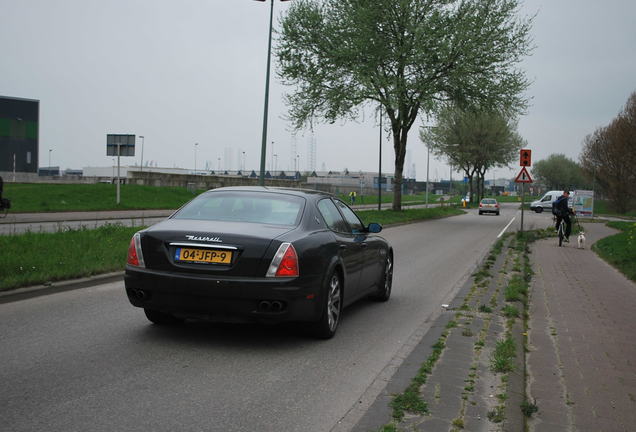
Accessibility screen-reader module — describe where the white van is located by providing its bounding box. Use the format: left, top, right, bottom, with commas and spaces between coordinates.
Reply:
530, 190, 574, 213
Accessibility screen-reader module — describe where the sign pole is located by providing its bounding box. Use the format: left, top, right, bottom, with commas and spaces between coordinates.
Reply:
117, 143, 121, 205
520, 182, 525, 233
516, 149, 532, 234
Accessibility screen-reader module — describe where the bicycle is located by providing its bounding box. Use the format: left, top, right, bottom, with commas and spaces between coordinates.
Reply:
554, 213, 576, 247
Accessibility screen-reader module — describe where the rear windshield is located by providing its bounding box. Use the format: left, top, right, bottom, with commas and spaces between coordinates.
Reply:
481, 199, 497, 204
172, 191, 305, 226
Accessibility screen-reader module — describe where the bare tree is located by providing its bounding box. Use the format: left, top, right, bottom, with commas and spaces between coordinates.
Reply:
580, 92, 636, 213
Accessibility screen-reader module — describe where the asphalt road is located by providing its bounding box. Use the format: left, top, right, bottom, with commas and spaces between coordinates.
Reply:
0, 204, 553, 432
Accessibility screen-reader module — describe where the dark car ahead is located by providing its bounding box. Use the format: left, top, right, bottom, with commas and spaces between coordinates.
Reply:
125, 186, 393, 338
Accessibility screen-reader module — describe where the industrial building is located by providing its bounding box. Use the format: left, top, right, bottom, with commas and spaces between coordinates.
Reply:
0, 96, 39, 174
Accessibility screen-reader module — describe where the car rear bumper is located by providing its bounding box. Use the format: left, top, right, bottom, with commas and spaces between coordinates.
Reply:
124, 266, 323, 323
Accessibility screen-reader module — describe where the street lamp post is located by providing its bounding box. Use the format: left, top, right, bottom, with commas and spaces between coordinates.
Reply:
48, 149, 52, 173
270, 141, 275, 171
242, 151, 246, 172
255, 0, 291, 186
139, 135, 145, 174
421, 125, 437, 207
426, 142, 430, 207
194, 142, 199, 174
378, 107, 382, 211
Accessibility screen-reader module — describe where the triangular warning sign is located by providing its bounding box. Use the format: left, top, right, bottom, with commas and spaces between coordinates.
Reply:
515, 166, 533, 183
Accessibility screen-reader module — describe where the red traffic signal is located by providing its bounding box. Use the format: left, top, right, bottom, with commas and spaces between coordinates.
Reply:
520, 149, 532, 167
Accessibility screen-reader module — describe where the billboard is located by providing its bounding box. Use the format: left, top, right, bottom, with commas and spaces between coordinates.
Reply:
573, 190, 594, 217
107, 134, 135, 156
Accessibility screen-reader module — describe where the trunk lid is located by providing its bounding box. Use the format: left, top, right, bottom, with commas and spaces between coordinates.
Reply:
140, 219, 295, 277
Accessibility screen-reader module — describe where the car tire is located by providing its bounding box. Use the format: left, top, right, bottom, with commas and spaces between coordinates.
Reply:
310, 270, 343, 339
371, 253, 393, 302
144, 308, 183, 325
496, 211, 500, 216
478, 211, 483, 215
535, 207, 543, 213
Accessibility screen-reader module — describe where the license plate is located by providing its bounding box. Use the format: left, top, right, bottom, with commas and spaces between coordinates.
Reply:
175, 248, 233, 264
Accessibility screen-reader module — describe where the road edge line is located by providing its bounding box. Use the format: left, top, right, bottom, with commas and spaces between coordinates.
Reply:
498, 216, 516, 238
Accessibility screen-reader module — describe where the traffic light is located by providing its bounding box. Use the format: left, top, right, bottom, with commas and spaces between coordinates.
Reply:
520, 149, 532, 167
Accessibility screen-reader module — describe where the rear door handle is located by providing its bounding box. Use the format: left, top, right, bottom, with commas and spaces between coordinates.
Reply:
339, 244, 347, 250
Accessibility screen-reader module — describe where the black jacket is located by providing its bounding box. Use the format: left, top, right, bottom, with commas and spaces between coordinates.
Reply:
553, 195, 570, 217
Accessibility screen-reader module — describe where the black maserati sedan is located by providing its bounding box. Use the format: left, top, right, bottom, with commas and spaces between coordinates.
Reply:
125, 186, 393, 338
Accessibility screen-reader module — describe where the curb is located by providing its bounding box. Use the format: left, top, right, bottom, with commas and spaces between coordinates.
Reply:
0, 210, 174, 225
0, 271, 124, 304
347, 235, 527, 432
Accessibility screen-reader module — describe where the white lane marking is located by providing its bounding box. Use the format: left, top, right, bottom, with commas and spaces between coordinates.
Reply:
498, 217, 516, 238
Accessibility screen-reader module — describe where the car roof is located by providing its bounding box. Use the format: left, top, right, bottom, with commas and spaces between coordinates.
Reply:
204, 186, 336, 200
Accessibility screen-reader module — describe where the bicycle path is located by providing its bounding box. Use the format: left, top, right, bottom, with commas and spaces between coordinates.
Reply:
527, 222, 636, 431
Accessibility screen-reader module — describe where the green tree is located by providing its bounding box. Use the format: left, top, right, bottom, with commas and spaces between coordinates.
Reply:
421, 106, 524, 203
277, 0, 533, 210
532, 154, 587, 191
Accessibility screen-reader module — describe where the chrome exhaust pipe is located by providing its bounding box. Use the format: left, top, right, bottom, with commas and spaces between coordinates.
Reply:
134, 289, 147, 300
271, 301, 283, 312
258, 301, 271, 312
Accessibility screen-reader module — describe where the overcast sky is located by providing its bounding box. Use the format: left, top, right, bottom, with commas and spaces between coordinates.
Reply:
1, 0, 635, 181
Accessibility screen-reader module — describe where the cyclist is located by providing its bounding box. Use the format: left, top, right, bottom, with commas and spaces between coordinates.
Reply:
553, 190, 574, 242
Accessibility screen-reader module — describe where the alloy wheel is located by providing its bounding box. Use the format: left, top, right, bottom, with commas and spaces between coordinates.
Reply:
327, 274, 341, 332
384, 256, 393, 296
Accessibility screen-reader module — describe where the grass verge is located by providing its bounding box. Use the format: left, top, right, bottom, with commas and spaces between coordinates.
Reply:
358, 206, 465, 226
337, 192, 434, 206
592, 221, 636, 281
594, 200, 636, 218
3, 183, 203, 212
0, 224, 142, 291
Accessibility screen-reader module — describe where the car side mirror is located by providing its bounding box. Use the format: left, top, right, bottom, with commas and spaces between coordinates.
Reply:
367, 223, 382, 233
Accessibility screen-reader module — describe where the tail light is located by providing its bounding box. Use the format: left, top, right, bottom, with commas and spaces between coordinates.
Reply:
495, 203, 499, 208
479, 203, 483, 207
266, 242, 299, 277
127, 233, 145, 268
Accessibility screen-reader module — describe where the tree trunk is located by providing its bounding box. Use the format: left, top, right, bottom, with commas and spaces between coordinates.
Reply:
476, 172, 481, 201
467, 167, 477, 207
391, 126, 408, 211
